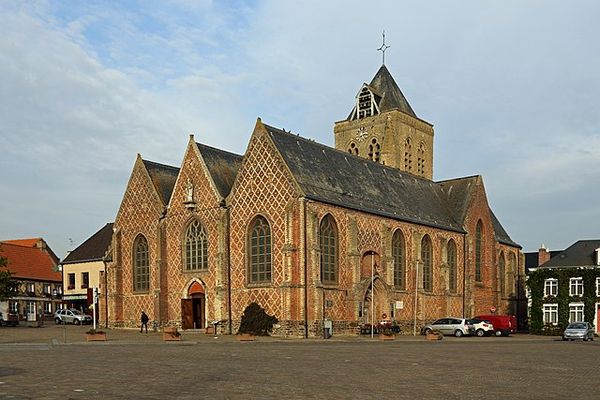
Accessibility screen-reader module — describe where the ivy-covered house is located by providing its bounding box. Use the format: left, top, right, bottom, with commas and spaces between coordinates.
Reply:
527, 240, 600, 335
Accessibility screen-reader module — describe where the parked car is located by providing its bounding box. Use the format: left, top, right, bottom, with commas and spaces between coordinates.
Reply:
474, 315, 516, 336
562, 322, 595, 341
54, 309, 92, 325
421, 317, 472, 337
467, 318, 494, 336
0, 305, 19, 327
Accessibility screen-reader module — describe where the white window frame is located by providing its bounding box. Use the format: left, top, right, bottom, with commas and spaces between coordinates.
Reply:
569, 302, 585, 323
44, 302, 52, 314
543, 303, 558, 325
27, 282, 35, 293
26, 301, 36, 314
569, 277, 583, 297
596, 277, 600, 297
544, 278, 558, 297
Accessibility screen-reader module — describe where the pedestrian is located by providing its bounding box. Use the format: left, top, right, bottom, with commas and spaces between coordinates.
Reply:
140, 310, 149, 333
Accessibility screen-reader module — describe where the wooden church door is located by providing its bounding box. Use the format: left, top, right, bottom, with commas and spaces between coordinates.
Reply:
181, 299, 193, 329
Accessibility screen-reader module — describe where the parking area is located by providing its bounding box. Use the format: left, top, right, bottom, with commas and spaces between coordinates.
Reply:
0, 325, 598, 399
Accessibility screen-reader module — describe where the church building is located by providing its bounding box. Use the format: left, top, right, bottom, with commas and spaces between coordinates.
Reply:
103, 64, 523, 336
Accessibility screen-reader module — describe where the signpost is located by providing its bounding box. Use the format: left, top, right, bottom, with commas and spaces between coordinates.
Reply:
92, 287, 98, 330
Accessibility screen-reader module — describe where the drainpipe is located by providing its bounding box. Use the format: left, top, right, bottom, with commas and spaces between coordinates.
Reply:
223, 202, 232, 335
463, 233, 468, 318
301, 198, 308, 338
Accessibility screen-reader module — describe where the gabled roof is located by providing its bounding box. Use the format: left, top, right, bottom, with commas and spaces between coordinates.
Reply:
369, 65, 417, 118
1, 237, 60, 264
539, 240, 600, 268
437, 176, 478, 225
264, 123, 464, 233
196, 143, 243, 198
142, 159, 180, 206
525, 249, 563, 272
0, 242, 61, 282
62, 223, 114, 264
489, 211, 521, 248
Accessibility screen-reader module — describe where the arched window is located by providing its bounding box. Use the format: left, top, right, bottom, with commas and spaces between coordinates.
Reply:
133, 235, 149, 292
448, 239, 457, 292
392, 230, 405, 289
475, 220, 483, 282
509, 253, 517, 295
320, 215, 338, 284
248, 216, 272, 284
498, 252, 506, 296
417, 144, 425, 175
184, 220, 208, 271
368, 138, 380, 163
347, 142, 359, 156
404, 138, 412, 171
421, 235, 432, 292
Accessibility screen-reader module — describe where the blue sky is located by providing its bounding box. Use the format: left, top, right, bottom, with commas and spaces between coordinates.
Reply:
1, 0, 599, 258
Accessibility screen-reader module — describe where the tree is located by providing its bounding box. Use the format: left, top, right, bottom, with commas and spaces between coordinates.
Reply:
0, 248, 19, 302
237, 302, 278, 336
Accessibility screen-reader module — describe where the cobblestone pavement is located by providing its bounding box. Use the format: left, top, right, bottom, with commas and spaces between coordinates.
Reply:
0, 325, 598, 399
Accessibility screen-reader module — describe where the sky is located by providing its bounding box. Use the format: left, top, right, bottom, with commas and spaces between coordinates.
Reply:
1, 0, 599, 258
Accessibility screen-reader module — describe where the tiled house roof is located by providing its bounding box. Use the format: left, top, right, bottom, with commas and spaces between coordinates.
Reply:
0, 242, 61, 282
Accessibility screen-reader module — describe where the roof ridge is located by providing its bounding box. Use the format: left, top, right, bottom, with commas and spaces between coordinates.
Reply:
196, 142, 243, 158
262, 122, 434, 182
436, 175, 480, 184
142, 159, 180, 171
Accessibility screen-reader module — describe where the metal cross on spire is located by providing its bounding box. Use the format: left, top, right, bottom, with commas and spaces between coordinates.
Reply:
377, 30, 390, 65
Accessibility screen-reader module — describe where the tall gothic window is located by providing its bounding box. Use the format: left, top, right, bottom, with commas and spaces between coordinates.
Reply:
509, 253, 517, 296
475, 220, 483, 282
392, 230, 405, 289
248, 216, 272, 284
404, 138, 412, 171
499, 252, 506, 296
368, 138, 381, 163
417, 144, 425, 175
133, 235, 149, 292
448, 239, 457, 292
421, 235, 432, 292
184, 220, 208, 271
320, 215, 338, 284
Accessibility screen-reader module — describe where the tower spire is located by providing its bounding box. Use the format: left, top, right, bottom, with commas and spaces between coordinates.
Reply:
377, 30, 390, 65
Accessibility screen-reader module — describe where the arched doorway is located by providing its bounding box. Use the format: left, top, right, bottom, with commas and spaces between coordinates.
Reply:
181, 281, 205, 329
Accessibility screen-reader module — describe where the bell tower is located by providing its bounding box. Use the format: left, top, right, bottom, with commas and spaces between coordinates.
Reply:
333, 65, 434, 180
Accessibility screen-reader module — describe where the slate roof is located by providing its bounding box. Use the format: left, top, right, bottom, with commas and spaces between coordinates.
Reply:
539, 240, 600, 268
265, 123, 464, 233
370, 65, 417, 118
524, 250, 563, 272
0, 242, 61, 282
142, 159, 180, 206
490, 211, 520, 248
62, 223, 114, 264
196, 143, 243, 198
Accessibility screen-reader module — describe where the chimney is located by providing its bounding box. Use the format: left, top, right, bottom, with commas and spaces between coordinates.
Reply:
538, 244, 550, 266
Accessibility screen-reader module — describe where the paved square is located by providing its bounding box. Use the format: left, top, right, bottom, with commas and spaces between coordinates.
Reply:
0, 326, 597, 399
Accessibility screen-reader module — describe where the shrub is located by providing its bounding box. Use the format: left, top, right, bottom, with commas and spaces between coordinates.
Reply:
238, 302, 278, 336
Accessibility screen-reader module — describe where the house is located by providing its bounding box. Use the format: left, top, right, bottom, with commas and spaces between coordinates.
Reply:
0, 238, 63, 322
105, 64, 523, 336
527, 240, 600, 334
60, 223, 113, 320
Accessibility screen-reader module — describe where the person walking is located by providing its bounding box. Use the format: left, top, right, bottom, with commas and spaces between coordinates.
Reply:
140, 311, 149, 333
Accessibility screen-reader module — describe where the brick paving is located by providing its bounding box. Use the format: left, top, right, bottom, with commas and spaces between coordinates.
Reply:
0, 325, 598, 399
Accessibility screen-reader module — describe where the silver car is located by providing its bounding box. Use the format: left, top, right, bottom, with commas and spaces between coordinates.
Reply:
54, 309, 92, 325
422, 317, 472, 337
562, 322, 595, 341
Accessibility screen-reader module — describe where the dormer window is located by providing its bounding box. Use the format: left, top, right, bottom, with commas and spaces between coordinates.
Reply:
351, 85, 380, 120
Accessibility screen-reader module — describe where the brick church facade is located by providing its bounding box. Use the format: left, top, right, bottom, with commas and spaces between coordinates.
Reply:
103, 65, 523, 336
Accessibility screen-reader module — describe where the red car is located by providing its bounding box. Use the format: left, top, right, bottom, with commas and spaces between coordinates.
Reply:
474, 315, 516, 336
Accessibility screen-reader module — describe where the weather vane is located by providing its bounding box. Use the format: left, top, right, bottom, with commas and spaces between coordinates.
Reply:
377, 30, 390, 65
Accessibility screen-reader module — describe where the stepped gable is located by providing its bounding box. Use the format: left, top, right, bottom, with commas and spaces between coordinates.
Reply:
539, 240, 600, 268
196, 143, 243, 198
142, 159, 180, 206
264, 123, 463, 233
369, 64, 417, 117
62, 223, 114, 264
